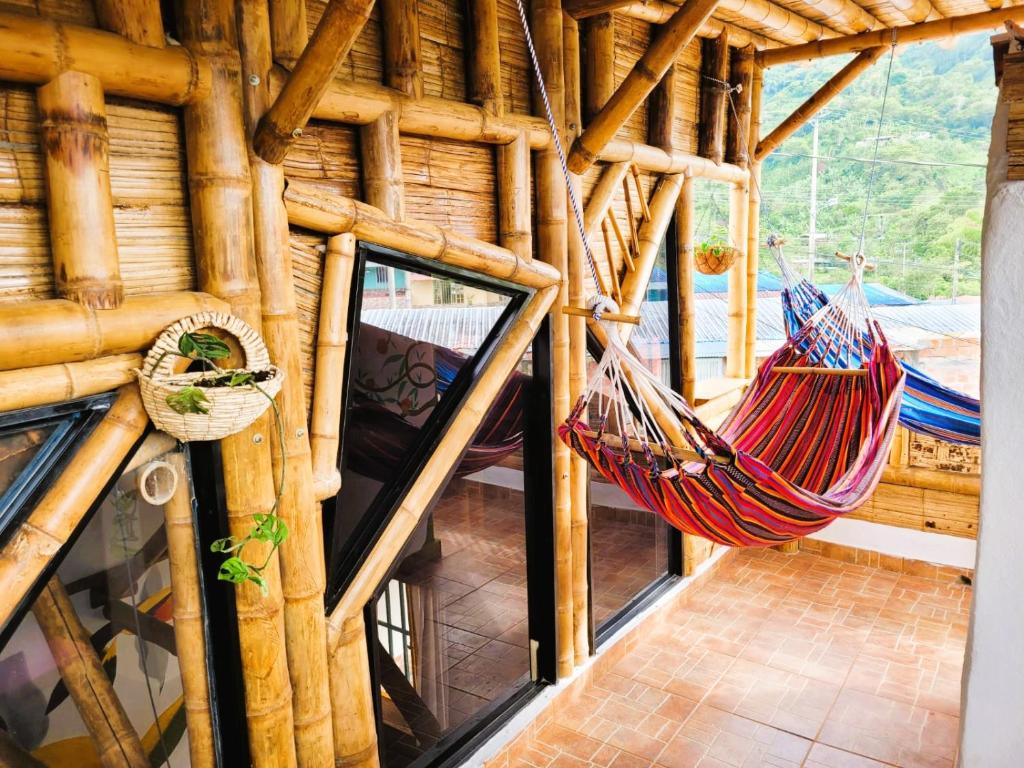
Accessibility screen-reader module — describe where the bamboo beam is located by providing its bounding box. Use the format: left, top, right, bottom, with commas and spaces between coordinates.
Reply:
567, 0, 721, 173
381, 0, 422, 98
163, 452, 216, 768
616, 3, 775, 49
793, 0, 882, 34
467, 0, 504, 114
270, 0, 309, 65
564, 10, 590, 666
0, 11, 208, 105
647, 29, 678, 150
284, 183, 559, 289
890, 0, 939, 24
360, 111, 405, 219
253, 0, 376, 163
0, 386, 146, 627
327, 285, 557, 766
699, 31, 730, 164
754, 47, 885, 161
180, 0, 297, 764
757, 6, 1024, 67
599, 139, 749, 182
311, 235, 356, 501
745, 61, 763, 377
677, 177, 696, 405
37, 71, 122, 310
276, 71, 551, 147
881, 465, 980, 496
727, 45, 755, 167
725, 181, 748, 378
584, 162, 631, 242
0, 354, 141, 413
583, 13, 616, 123
238, 1, 334, 763
93, 0, 164, 47
0, 292, 227, 371
531, 0, 575, 680
33, 577, 149, 768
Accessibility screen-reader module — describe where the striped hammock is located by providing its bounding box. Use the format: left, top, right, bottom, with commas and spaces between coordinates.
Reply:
560, 274, 905, 547
772, 241, 980, 446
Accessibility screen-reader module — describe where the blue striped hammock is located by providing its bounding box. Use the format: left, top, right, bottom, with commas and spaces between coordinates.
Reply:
782, 275, 980, 446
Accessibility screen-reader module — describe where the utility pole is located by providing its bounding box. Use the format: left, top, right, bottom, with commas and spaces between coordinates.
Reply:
900, 243, 907, 293
952, 238, 961, 303
807, 118, 819, 280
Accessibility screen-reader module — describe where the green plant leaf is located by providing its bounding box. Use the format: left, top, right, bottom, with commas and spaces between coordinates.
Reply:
210, 535, 243, 553
252, 513, 289, 547
228, 371, 255, 387
217, 556, 251, 585
178, 332, 231, 361
165, 386, 210, 415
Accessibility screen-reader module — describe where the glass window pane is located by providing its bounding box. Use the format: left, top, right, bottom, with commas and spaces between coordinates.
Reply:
0, 426, 57, 507
373, 354, 532, 767
0, 446, 194, 766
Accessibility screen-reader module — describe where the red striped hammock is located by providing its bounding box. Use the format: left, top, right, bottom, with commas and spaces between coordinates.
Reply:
559, 292, 906, 547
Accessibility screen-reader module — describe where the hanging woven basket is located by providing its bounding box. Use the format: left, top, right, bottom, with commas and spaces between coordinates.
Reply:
137, 312, 284, 442
694, 243, 740, 275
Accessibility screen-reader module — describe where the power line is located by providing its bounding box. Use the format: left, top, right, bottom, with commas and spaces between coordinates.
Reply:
769, 151, 986, 170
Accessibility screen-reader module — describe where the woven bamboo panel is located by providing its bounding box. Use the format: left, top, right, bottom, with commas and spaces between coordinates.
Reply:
283, 120, 362, 197
419, 0, 467, 102
307, 0, 383, 84
850, 482, 979, 538
1003, 54, 1024, 180
497, 0, 532, 117
0, 87, 194, 302
291, 232, 327, 410
908, 432, 981, 474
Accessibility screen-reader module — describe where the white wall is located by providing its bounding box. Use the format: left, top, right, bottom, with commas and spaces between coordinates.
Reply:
807, 518, 975, 569
959, 85, 1024, 767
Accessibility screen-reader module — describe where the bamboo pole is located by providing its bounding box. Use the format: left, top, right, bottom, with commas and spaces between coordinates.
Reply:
568, 0, 721, 173
37, 71, 122, 310
647, 32, 677, 151
699, 31, 730, 164
289, 73, 551, 147
162, 452, 216, 768
599, 139, 749, 182
567, 0, 827, 45
467, 0, 504, 114
0, 386, 146, 627
381, 0, 422, 98
326, 284, 558, 767
0, 11, 208, 105
754, 47, 885, 161
180, 0, 296, 764
238, 0, 334, 762
757, 6, 1024, 67
498, 132, 534, 260
793, 0, 881, 34
584, 162, 631, 242
270, 0, 309, 65
725, 181, 748, 378
615, 3, 774, 49
622, 177, 641, 257
564, 10, 590, 665
890, 0, 939, 24
677, 178, 696, 406
93, 0, 164, 47
888, 424, 909, 466
0, 293, 227, 371
33, 577, 149, 768
881, 465, 980, 495
583, 13, 615, 123
0, 354, 141, 413
745, 61, 763, 377
727, 46, 754, 167
253, 0, 376, 163
532, 0, 575, 680
360, 112, 406, 220
284, 183, 560, 289
311, 234, 356, 501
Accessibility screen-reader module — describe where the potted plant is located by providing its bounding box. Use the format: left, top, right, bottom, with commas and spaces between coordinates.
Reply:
695, 226, 740, 275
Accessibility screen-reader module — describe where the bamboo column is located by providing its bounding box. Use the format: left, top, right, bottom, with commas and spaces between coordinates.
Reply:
37, 71, 122, 309
563, 10, 589, 665
0, 386, 146, 627
381, 0, 422, 98
754, 47, 886, 161
270, 0, 309, 65
93, 0, 164, 46
163, 451, 216, 768
676, 178, 696, 406
254, 0, 376, 163
532, 0, 575, 680
583, 13, 615, 123
745, 60, 763, 378
725, 180, 748, 378
311, 234, 356, 500
327, 612, 379, 768
498, 132, 533, 260
180, 1, 297, 765
567, 0, 721, 173
33, 577, 149, 768
727, 45, 754, 167
698, 31, 729, 164
360, 111, 405, 219
647, 27, 677, 151
239, 1, 334, 764
467, 0, 503, 115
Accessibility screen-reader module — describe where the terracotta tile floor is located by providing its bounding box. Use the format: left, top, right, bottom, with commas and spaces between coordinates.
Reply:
490, 548, 971, 768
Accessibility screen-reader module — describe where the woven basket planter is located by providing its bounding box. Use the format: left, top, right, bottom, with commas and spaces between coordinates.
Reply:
695, 244, 740, 275
137, 312, 283, 442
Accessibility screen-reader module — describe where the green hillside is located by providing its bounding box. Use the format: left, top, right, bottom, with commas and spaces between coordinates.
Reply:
730, 32, 995, 299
